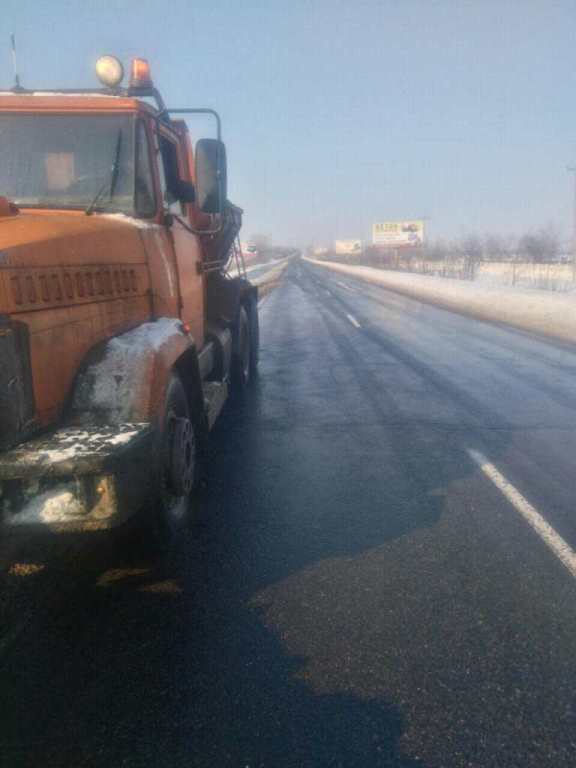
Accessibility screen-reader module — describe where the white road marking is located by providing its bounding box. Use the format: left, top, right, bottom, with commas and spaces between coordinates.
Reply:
468, 449, 576, 579
336, 280, 357, 292
346, 313, 361, 329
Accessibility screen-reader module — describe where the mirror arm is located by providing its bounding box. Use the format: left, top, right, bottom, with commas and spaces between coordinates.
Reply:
170, 211, 224, 238
158, 108, 222, 141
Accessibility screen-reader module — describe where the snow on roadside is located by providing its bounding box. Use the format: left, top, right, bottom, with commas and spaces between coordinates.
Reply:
251, 260, 290, 286
306, 259, 576, 344
228, 256, 291, 278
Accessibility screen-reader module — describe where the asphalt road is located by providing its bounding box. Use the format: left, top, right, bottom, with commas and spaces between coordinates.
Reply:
2, 259, 576, 767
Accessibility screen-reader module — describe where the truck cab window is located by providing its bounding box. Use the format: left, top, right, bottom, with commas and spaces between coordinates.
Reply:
135, 122, 156, 217
158, 134, 183, 215
0, 114, 134, 212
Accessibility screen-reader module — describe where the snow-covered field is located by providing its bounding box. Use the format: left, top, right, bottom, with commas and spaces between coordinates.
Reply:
306, 259, 576, 344
476, 261, 575, 293
332, 259, 576, 293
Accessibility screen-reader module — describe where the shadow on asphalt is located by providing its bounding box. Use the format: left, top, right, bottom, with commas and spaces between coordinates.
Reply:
0, 269, 513, 766
0, 383, 430, 767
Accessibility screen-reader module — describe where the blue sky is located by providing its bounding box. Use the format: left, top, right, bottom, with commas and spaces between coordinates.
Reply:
2, 0, 576, 246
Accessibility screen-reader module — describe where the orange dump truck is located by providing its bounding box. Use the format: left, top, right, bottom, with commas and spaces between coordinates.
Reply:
0, 56, 258, 546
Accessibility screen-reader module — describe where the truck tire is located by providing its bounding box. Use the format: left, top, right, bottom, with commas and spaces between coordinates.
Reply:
232, 304, 251, 392
146, 374, 196, 552
248, 298, 260, 378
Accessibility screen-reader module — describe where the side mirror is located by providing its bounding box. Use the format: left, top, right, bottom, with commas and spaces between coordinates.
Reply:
195, 138, 227, 214
174, 179, 196, 204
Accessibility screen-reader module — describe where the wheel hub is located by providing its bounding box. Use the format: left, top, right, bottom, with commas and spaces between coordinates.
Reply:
241, 320, 250, 381
167, 415, 195, 496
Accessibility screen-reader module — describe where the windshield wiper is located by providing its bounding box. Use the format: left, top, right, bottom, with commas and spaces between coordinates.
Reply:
85, 129, 123, 216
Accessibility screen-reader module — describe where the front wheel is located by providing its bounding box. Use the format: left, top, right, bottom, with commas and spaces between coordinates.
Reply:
147, 375, 196, 552
232, 305, 252, 392
248, 298, 260, 378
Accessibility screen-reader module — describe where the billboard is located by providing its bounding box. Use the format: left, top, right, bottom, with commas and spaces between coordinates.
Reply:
334, 239, 363, 255
372, 220, 424, 247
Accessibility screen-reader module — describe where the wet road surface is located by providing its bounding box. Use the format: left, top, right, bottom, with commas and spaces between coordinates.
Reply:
2, 260, 576, 767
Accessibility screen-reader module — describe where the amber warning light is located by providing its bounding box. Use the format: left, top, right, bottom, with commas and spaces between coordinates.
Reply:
130, 58, 153, 89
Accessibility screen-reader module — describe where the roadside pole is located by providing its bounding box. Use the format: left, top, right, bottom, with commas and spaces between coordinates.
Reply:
567, 166, 576, 282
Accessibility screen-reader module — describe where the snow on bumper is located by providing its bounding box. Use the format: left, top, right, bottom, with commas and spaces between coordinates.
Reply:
0, 424, 154, 534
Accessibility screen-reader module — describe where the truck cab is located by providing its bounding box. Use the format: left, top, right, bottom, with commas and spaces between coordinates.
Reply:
0, 56, 258, 546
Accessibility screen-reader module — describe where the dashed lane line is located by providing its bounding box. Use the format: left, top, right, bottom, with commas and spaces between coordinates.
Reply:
468, 449, 576, 579
336, 281, 358, 293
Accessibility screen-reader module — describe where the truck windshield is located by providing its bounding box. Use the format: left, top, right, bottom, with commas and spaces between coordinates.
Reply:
0, 113, 135, 213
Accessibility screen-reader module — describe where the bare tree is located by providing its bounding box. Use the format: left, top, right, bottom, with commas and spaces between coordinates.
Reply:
518, 227, 560, 263
425, 239, 449, 262
458, 235, 483, 279
483, 234, 512, 262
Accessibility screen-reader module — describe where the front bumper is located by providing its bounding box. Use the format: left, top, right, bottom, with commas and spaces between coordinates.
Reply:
0, 423, 154, 534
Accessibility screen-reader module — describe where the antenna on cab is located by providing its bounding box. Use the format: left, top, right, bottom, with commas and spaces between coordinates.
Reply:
10, 34, 23, 92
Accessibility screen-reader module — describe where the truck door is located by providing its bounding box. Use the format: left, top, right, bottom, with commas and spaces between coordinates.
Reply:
157, 129, 204, 348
